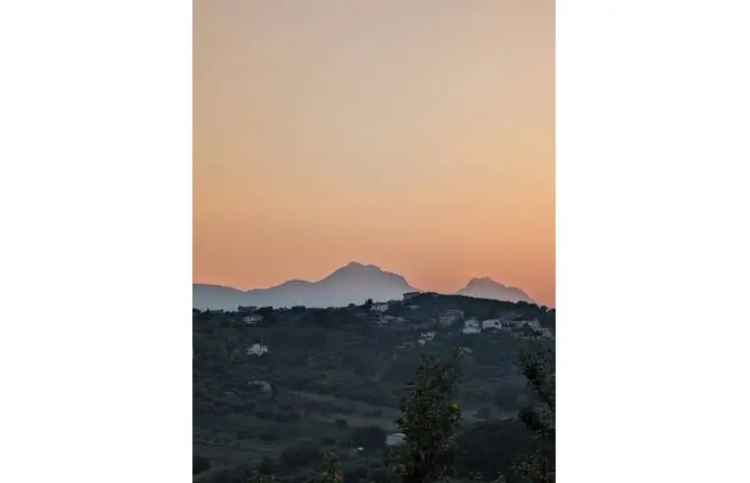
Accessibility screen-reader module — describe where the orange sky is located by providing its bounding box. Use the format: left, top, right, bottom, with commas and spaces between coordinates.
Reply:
194, 0, 555, 306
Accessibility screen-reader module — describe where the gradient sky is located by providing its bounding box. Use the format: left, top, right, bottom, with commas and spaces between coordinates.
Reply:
194, 0, 555, 306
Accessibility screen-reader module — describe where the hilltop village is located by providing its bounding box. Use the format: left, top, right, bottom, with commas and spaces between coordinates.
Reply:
194, 292, 554, 483
229, 291, 553, 358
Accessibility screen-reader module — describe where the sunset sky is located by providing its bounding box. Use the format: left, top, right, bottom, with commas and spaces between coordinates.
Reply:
194, 0, 555, 306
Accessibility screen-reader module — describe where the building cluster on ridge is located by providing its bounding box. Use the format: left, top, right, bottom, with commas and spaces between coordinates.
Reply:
234, 290, 551, 359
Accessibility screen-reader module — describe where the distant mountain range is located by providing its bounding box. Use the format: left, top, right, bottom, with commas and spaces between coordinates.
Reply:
194, 262, 534, 310
456, 277, 533, 304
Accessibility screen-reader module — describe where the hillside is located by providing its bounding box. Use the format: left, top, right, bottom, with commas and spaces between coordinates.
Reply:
194, 292, 554, 482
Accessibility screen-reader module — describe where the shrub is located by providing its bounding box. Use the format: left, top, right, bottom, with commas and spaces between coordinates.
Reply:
281, 443, 323, 469
453, 420, 534, 480
344, 465, 369, 483
318, 451, 344, 483
258, 456, 275, 475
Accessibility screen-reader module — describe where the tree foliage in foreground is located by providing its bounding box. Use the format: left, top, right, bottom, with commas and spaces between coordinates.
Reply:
516, 340, 555, 483
317, 451, 344, 483
394, 349, 463, 483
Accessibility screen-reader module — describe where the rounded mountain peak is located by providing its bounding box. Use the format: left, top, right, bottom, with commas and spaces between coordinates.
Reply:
323, 262, 414, 289
466, 276, 504, 287
337, 261, 381, 273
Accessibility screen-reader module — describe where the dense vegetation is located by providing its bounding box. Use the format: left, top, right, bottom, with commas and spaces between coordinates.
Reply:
194, 293, 555, 483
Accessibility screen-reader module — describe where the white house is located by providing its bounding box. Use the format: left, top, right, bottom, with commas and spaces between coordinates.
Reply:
418, 331, 436, 345
438, 309, 463, 328
248, 380, 272, 393
462, 319, 481, 335
378, 315, 406, 325
514, 319, 541, 330
371, 302, 389, 312
386, 432, 407, 447
539, 327, 554, 338
481, 319, 504, 331
243, 314, 264, 325
526, 320, 542, 330
247, 343, 269, 357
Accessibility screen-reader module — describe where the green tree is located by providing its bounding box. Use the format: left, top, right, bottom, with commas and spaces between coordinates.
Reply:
258, 456, 275, 475
280, 442, 322, 469
516, 340, 555, 483
395, 349, 463, 483
518, 342, 554, 438
318, 451, 344, 483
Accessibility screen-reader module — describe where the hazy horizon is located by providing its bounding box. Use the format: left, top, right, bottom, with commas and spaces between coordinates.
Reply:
194, 0, 555, 306
195, 260, 530, 295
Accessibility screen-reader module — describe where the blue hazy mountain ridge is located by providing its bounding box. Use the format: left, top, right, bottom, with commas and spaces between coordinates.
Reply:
194, 262, 415, 310
194, 262, 535, 310
455, 277, 533, 304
